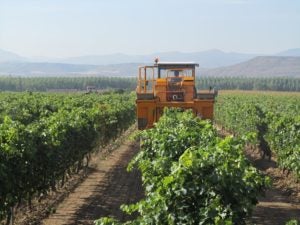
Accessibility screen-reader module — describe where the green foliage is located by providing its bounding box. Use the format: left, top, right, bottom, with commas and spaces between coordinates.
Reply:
0, 91, 135, 221
215, 92, 300, 178
95, 109, 269, 225
286, 219, 299, 225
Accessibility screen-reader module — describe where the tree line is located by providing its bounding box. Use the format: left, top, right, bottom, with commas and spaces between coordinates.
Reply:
197, 76, 300, 92
0, 76, 299, 92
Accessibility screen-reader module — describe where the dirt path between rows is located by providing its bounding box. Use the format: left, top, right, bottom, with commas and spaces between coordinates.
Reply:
216, 126, 300, 224
246, 147, 300, 225
41, 139, 143, 225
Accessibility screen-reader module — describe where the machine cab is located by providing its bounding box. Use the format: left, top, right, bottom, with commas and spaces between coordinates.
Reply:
137, 62, 198, 101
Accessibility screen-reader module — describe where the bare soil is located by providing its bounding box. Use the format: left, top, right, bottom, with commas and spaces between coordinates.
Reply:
245, 147, 300, 225
9, 127, 143, 225
41, 139, 143, 225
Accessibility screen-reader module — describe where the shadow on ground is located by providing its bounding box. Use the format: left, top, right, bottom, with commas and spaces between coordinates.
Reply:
245, 148, 300, 225
68, 142, 144, 225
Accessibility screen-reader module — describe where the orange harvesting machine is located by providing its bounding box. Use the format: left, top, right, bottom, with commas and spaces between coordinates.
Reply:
136, 61, 218, 130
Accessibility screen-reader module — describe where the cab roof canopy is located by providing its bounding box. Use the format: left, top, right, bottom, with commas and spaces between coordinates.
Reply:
156, 62, 199, 69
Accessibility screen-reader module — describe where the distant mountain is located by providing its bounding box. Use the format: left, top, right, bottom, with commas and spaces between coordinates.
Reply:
1, 48, 257, 68
201, 56, 300, 77
0, 48, 299, 77
0, 62, 139, 76
0, 49, 27, 62
277, 48, 300, 57
0, 47, 300, 67
62, 50, 256, 68
0, 56, 299, 77
62, 53, 140, 66
0, 62, 96, 76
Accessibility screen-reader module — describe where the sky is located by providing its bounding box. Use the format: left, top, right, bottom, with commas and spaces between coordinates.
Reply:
0, 0, 299, 58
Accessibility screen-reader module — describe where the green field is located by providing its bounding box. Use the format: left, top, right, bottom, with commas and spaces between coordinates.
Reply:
0, 91, 135, 221
0, 90, 299, 224
215, 91, 300, 178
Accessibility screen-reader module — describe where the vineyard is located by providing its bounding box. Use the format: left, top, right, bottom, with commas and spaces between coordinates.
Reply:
0, 91, 135, 223
96, 109, 269, 225
0, 91, 299, 225
215, 91, 300, 179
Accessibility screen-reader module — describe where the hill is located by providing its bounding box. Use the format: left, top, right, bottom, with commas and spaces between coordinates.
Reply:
62, 50, 256, 68
0, 62, 139, 76
0, 48, 258, 68
201, 56, 300, 77
0, 48, 299, 77
277, 48, 300, 57
0, 49, 27, 62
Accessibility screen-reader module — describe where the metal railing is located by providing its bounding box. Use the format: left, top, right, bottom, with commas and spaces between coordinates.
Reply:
137, 66, 156, 93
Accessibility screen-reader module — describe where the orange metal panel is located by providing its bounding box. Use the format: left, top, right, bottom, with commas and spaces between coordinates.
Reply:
136, 98, 215, 129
